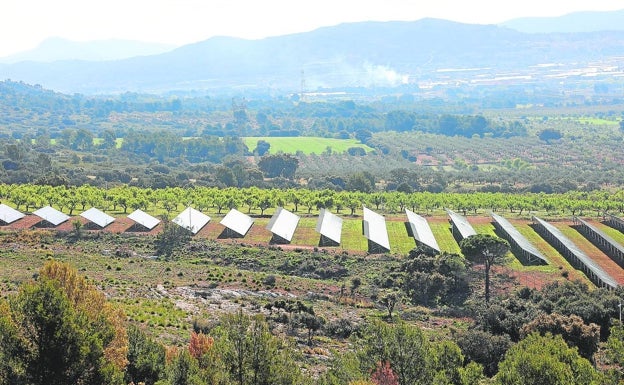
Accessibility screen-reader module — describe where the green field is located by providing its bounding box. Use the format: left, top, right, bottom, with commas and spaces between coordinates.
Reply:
243, 136, 374, 155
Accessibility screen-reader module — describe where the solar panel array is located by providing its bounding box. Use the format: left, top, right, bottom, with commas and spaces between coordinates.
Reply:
80, 207, 115, 228
266, 207, 300, 242
0, 203, 24, 224
220, 208, 255, 237
574, 216, 624, 266
604, 213, 624, 233
172, 207, 211, 234
315, 208, 343, 245
532, 216, 618, 289
446, 209, 477, 240
491, 212, 548, 265
33, 206, 70, 226
128, 209, 161, 230
362, 206, 390, 252
405, 209, 439, 251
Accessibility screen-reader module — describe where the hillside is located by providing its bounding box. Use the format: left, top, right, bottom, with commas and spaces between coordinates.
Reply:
1, 18, 624, 93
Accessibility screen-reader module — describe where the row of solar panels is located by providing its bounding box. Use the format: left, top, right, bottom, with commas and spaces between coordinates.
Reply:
4, 202, 624, 287
447, 208, 622, 290
0, 203, 435, 252
0, 204, 117, 228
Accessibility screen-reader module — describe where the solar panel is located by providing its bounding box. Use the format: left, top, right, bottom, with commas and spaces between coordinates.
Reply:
0, 203, 24, 224
33, 206, 70, 226
533, 216, 618, 289
80, 207, 115, 228
362, 206, 390, 252
491, 212, 547, 264
446, 209, 477, 240
266, 207, 300, 242
605, 213, 624, 232
128, 209, 160, 230
574, 216, 624, 257
172, 207, 211, 234
220, 208, 254, 237
315, 208, 343, 245
405, 209, 439, 252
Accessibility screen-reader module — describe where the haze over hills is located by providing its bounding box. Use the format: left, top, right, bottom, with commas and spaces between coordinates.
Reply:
0, 37, 176, 64
501, 9, 624, 33
1, 13, 623, 94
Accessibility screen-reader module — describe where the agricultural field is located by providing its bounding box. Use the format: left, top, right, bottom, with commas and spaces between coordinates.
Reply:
243, 136, 374, 155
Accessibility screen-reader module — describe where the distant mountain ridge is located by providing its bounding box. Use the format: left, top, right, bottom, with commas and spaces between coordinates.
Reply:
0, 37, 176, 64
1, 16, 623, 94
501, 9, 624, 33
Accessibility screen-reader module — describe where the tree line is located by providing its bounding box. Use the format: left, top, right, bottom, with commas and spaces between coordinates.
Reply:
1, 183, 623, 218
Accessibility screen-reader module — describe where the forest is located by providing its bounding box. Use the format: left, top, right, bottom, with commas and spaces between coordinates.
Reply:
2, 78, 624, 384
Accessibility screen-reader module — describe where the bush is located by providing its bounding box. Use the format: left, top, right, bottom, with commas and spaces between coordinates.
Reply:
324, 318, 359, 339
263, 274, 277, 287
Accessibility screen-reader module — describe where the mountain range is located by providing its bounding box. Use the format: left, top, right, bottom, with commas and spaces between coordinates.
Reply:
0, 37, 176, 64
1, 10, 623, 95
500, 9, 624, 33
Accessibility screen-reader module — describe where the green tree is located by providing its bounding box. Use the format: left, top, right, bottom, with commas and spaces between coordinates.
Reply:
215, 311, 302, 385
379, 291, 400, 319
156, 219, 191, 259
294, 312, 325, 346
5, 143, 25, 162
538, 129, 563, 143
167, 349, 200, 385
460, 234, 509, 304
258, 154, 299, 179
101, 129, 118, 149
360, 320, 434, 385
347, 172, 375, 193
0, 261, 128, 385
495, 333, 599, 385
255, 140, 271, 156
72, 128, 95, 151
125, 326, 166, 385
455, 329, 512, 377
431, 340, 464, 385
605, 323, 624, 382
520, 313, 600, 361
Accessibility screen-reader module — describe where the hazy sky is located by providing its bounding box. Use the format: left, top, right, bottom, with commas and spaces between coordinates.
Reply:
1, 0, 623, 57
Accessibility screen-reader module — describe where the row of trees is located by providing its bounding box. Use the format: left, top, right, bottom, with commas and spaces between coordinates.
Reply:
2, 183, 624, 217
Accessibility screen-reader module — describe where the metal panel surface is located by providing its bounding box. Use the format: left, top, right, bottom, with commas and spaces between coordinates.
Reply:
128, 209, 160, 230
266, 207, 300, 242
362, 206, 390, 251
446, 209, 477, 240
0, 203, 24, 224
80, 207, 115, 228
33, 206, 70, 226
315, 208, 343, 245
405, 209, 439, 251
220, 208, 254, 237
172, 207, 211, 234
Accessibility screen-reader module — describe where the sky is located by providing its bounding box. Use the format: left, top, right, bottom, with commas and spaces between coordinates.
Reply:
1, 0, 623, 57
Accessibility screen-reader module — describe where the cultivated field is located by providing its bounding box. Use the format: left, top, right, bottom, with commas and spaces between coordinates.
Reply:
243, 136, 374, 155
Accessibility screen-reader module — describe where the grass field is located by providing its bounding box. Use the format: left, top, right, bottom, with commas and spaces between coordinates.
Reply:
243, 137, 374, 155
